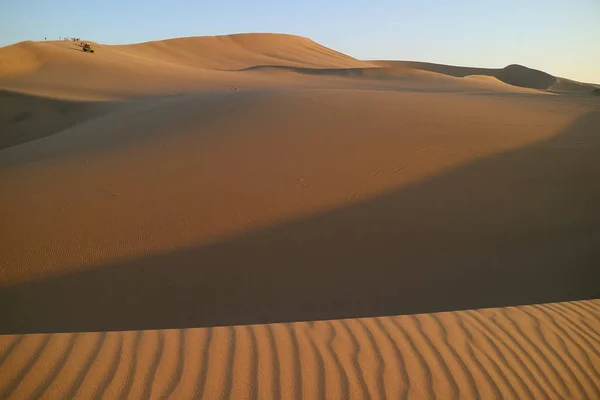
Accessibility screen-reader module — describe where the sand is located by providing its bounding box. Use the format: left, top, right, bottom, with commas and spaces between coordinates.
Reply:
1, 33, 599, 398
1, 300, 599, 399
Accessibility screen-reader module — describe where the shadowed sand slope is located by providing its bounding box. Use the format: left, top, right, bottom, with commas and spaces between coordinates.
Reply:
0, 90, 118, 150
1, 95, 599, 333
0, 300, 599, 400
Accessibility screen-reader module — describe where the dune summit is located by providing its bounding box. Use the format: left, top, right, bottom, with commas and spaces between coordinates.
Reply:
0, 34, 368, 100
1, 33, 599, 399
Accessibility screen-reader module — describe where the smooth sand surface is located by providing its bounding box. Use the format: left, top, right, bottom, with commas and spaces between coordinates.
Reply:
1, 33, 599, 398
0, 300, 599, 399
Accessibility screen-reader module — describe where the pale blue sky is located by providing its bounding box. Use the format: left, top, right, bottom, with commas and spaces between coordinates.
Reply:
1, 0, 598, 83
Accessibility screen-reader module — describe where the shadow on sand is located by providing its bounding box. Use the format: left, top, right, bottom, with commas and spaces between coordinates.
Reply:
2, 110, 600, 334
0, 90, 116, 150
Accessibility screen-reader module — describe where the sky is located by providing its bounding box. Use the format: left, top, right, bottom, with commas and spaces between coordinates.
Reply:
1, 0, 599, 83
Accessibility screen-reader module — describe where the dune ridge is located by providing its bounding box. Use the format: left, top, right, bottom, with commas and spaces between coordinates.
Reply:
0, 300, 598, 399
1, 34, 597, 101
374, 60, 598, 92
0, 34, 367, 76
0, 34, 371, 100
118, 33, 367, 70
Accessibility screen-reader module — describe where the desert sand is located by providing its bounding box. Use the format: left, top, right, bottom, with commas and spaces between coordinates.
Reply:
1, 33, 599, 399
1, 300, 599, 399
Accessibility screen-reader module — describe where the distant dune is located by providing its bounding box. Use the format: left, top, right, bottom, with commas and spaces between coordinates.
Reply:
0, 33, 597, 101
1, 33, 599, 399
551, 77, 599, 92
374, 60, 500, 78
374, 60, 598, 92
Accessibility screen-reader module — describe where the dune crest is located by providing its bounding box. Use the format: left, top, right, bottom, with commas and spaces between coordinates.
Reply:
0, 33, 366, 76
1, 33, 596, 100
118, 33, 368, 70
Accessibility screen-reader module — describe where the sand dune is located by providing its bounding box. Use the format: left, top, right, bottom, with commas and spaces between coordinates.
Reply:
118, 33, 367, 70
550, 77, 599, 92
1, 33, 599, 399
0, 33, 367, 75
1, 89, 597, 288
0, 300, 599, 399
463, 75, 506, 84
498, 64, 557, 90
374, 60, 500, 78
0, 34, 369, 100
1, 34, 595, 101
374, 60, 597, 92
